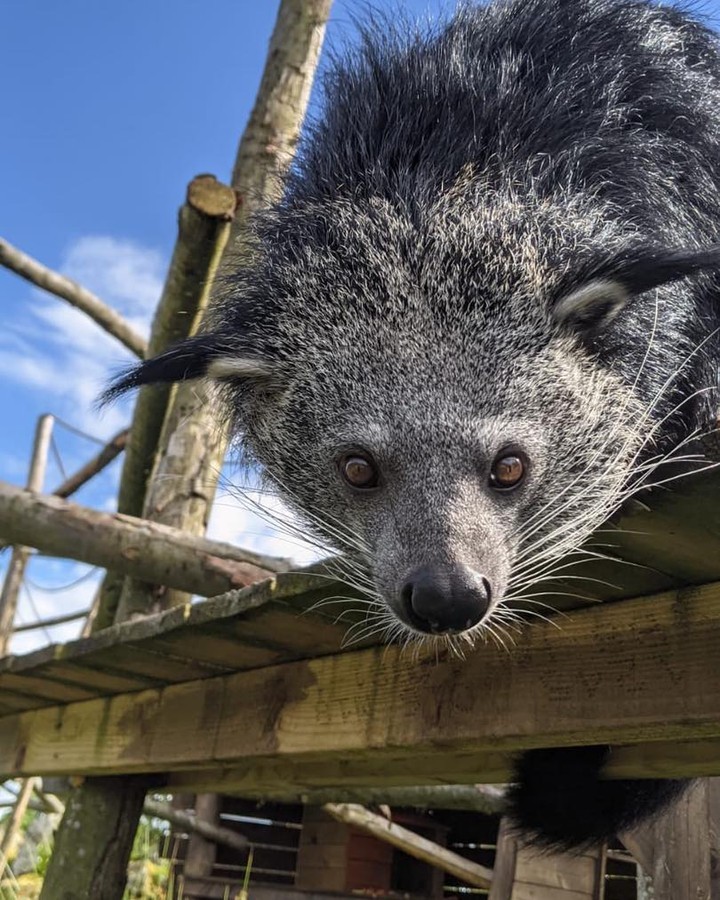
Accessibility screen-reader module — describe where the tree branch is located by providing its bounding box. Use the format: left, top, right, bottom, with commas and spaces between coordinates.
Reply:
0, 481, 288, 599
295, 784, 506, 814
143, 798, 249, 854
53, 428, 128, 499
0, 237, 148, 359
322, 803, 493, 889
0, 427, 130, 555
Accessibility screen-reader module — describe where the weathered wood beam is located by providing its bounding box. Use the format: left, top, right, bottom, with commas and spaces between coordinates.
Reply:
3, 581, 720, 786
258, 784, 505, 813
322, 803, 493, 889
95, 173, 238, 631
0, 481, 288, 596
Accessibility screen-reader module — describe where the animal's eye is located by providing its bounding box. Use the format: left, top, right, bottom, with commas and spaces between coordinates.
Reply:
489, 450, 527, 491
339, 452, 380, 490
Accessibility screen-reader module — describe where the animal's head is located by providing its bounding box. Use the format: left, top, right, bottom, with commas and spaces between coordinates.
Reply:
106, 190, 720, 644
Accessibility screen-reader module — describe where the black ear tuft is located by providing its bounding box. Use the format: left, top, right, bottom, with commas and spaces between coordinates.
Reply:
100, 333, 227, 405
554, 244, 720, 338
606, 244, 720, 295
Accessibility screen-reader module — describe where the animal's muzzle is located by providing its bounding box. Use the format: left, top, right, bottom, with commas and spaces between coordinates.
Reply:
399, 564, 491, 634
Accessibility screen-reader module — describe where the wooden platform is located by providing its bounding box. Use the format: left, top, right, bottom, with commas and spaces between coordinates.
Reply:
1, 468, 719, 793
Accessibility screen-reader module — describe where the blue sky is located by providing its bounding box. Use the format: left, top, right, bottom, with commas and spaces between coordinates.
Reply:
0, 0, 445, 653
3, 0, 720, 653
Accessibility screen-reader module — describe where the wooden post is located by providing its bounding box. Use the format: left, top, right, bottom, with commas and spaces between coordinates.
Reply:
0, 777, 38, 870
39, 4, 333, 898
133, 0, 335, 615
94, 174, 237, 631
39, 776, 148, 900
183, 793, 222, 880
0, 413, 53, 655
622, 781, 715, 900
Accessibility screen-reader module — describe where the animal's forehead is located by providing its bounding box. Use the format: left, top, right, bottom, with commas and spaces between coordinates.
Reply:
329, 395, 544, 459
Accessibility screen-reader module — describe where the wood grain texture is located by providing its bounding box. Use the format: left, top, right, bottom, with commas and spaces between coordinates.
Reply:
2, 579, 720, 787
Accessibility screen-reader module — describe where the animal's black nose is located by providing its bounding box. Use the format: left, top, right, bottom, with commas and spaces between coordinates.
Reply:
400, 565, 491, 634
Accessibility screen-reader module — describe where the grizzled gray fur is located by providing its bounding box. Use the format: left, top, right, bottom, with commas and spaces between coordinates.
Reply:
108, 0, 720, 849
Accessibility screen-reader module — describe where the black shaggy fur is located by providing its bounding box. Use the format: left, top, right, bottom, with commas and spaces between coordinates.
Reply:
507, 747, 688, 851
107, 0, 720, 850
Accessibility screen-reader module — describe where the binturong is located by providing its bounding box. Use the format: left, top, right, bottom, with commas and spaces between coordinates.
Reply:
106, 0, 720, 850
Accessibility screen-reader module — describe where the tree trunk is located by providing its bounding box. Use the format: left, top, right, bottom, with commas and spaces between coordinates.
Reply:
94, 174, 237, 631
39, 776, 148, 900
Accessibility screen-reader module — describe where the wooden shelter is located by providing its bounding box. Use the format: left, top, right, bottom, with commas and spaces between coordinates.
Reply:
1, 461, 720, 896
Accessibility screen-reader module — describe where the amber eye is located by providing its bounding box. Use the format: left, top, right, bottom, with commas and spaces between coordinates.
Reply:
489, 451, 527, 490
339, 453, 380, 490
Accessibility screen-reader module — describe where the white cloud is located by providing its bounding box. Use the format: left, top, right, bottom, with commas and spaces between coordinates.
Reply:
2, 235, 164, 437
63, 236, 164, 319
208, 485, 324, 568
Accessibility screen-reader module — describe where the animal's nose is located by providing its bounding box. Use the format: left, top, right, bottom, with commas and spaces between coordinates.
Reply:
399, 564, 492, 634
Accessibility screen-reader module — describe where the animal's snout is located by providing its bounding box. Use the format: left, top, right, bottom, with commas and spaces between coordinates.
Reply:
400, 564, 491, 634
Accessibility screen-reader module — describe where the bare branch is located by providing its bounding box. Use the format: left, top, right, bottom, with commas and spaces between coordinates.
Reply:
0, 237, 148, 359
53, 429, 129, 499
143, 797, 249, 854
12, 610, 91, 634
293, 784, 506, 814
0, 481, 289, 599
322, 803, 493, 889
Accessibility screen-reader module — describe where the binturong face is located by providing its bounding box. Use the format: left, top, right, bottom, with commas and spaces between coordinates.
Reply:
105, 195, 720, 646
225, 316, 644, 645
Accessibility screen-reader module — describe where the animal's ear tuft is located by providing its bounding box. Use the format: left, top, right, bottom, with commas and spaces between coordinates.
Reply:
554, 244, 720, 338
100, 333, 275, 405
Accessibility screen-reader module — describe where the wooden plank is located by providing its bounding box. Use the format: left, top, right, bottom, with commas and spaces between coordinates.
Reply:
512, 885, 592, 900
295, 865, 345, 892
29, 661, 156, 693
625, 780, 714, 900
345, 858, 392, 889
4, 581, 720, 785
348, 833, 396, 864
514, 852, 597, 892
296, 844, 348, 869
0, 574, 364, 715
488, 819, 517, 900
144, 630, 281, 670
0, 672, 100, 703
299, 820, 350, 847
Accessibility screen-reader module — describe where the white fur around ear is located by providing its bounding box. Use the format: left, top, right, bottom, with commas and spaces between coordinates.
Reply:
206, 356, 274, 381
553, 279, 631, 334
